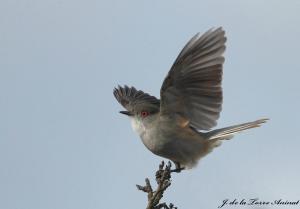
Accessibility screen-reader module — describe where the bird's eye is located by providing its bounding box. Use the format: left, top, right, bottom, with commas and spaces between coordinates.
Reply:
141, 111, 150, 117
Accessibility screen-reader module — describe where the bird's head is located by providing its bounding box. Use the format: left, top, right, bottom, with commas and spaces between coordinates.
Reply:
113, 85, 160, 122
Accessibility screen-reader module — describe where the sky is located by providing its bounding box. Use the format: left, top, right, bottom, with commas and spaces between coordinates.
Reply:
0, 0, 300, 209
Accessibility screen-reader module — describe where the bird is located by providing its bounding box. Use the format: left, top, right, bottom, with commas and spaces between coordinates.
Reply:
113, 27, 268, 171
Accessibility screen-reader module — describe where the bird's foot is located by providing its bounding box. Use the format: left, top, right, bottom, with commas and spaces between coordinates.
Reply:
171, 162, 185, 173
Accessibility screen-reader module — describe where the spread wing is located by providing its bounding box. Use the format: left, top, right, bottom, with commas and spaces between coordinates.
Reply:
160, 28, 226, 130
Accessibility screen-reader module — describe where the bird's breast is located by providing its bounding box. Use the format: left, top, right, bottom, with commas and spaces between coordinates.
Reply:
130, 117, 168, 154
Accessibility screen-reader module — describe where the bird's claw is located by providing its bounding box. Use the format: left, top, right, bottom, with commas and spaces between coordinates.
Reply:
171, 162, 185, 173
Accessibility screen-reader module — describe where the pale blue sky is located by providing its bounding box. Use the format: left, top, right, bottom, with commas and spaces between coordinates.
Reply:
1, 0, 299, 209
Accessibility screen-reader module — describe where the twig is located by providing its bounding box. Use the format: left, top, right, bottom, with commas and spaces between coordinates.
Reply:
136, 161, 179, 209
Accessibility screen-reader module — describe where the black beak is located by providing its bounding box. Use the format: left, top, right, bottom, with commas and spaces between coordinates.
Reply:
119, 111, 133, 116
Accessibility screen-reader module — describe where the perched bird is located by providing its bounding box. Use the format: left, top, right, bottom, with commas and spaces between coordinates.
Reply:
113, 27, 268, 171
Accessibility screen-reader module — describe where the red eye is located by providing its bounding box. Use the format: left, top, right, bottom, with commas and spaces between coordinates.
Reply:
141, 111, 149, 117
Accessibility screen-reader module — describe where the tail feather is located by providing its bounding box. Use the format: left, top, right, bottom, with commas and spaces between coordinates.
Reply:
205, 118, 269, 140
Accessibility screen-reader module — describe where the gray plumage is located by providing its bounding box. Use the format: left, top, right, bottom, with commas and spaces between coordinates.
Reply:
114, 85, 160, 113
160, 28, 225, 130
113, 28, 268, 169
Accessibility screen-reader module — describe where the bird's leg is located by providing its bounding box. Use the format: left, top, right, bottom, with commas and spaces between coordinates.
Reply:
171, 161, 185, 173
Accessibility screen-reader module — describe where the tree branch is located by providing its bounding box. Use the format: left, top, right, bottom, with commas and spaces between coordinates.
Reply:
136, 161, 179, 209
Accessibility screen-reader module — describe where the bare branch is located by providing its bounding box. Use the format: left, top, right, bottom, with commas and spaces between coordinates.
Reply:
137, 161, 180, 209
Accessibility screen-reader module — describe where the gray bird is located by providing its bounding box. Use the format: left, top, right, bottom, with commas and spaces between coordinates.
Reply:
113, 28, 268, 171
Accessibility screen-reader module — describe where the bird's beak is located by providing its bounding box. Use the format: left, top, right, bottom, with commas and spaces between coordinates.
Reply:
119, 111, 133, 116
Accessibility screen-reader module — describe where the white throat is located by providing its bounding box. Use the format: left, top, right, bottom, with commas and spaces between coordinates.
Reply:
131, 118, 146, 136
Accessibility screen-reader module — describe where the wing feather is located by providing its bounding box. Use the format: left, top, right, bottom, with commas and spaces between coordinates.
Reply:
160, 28, 226, 130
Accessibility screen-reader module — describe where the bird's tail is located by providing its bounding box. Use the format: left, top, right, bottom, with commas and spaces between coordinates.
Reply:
204, 118, 269, 140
